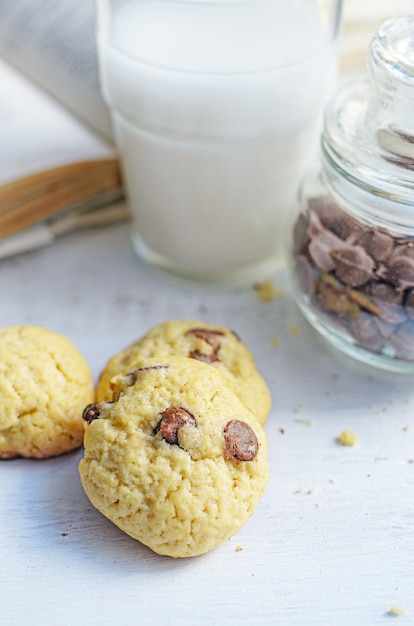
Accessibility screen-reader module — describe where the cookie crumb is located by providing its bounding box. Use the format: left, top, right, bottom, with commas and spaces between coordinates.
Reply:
293, 404, 303, 414
271, 336, 280, 348
255, 280, 285, 301
61, 532, 68, 537
289, 325, 300, 336
256, 280, 275, 301
338, 430, 358, 446
235, 546, 244, 552
295, 417, 313, 426
388, 605, 406, 617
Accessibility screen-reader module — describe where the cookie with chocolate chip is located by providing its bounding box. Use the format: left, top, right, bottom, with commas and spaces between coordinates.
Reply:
96, 320, 271, 425
0, 325, 94, 459
79, 356, 269, 558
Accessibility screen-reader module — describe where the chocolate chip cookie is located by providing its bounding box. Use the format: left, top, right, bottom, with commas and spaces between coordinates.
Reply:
96, 320, 271, 425
80, 355, 269, 558
0, 325, 94, 458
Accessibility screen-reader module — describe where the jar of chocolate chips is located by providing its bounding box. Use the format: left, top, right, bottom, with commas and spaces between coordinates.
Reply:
290, 14, 414, 372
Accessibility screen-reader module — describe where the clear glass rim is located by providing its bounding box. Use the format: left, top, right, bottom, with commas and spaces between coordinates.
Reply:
97, 0, 343, 74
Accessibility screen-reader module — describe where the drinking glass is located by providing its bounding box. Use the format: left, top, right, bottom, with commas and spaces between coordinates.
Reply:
96, 0, 343, 286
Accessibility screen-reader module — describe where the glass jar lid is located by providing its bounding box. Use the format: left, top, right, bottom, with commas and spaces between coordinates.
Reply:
321, 14, 414, 231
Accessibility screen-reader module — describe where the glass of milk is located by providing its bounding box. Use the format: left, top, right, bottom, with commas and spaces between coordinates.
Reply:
96, 0, 343, 286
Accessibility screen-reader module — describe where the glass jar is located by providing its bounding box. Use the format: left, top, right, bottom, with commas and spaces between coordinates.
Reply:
289, 14, 414, 373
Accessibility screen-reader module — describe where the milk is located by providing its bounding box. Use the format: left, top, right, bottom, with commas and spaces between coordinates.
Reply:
98, 0, 339, 283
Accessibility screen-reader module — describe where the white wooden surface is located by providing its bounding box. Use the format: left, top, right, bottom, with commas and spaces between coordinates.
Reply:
1, 222, 414, 626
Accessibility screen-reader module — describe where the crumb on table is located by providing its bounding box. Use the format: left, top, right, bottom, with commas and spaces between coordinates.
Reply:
338, 430, 358, 446
388, 605, 406, 617
255, 280, 285, 301
295, 417, 313, 426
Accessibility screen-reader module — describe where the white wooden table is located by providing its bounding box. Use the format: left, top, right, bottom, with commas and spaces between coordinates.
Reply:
1, 222, 413, 625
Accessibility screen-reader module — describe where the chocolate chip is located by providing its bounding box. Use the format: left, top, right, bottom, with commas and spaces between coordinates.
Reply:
188, 350, 220, 363
392, 243, 414, 259
387, 255, 414, 291
373, 317, 396, 339
405, 290, 414, 320
315, 274, 360, 319
365, 282, 406, 324
348, 312, 384, 353
390, 322, 414, 361
187, 328, 224, 348
330, 245, 375, 287
118, 370, 138, 389
307, 210, 348, 272
308, 236, 336, 272
132, 365, 168, 378
308, 197, 363, 240
223, 420, 259, 462
296, 254, 318, 295
154, 407, 197, 446
356, 229, 394, 263
293, 212, 310, 254
82, 403, 105, 424
187, 327, 224, 363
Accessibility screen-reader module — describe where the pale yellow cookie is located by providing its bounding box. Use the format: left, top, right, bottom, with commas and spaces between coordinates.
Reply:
0, 325, 94, 459
96, 320, 271, 425
80, 356, 269, 558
